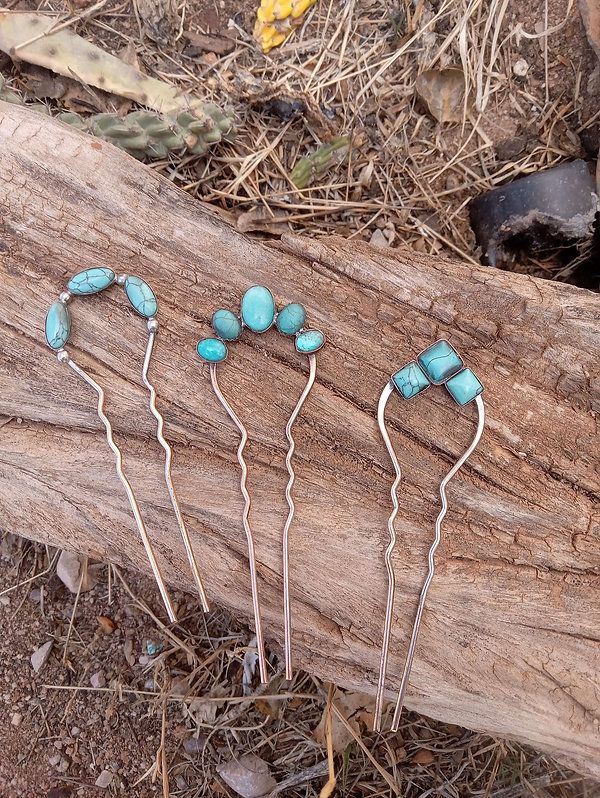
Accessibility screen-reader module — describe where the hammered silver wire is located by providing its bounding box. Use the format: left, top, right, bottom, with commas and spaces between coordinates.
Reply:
389, 394, 485, 730
210, 363, 269, 684
373, 380, 401, 731
282, 353, 317, 680
142, 329, 210, 613
374, 383, 485, 732
65, 354, 178, 623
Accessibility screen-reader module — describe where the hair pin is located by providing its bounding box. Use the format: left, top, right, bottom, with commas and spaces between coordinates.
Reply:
197, 286, 324, 683
45, 268, 210, 623
373, 339, 485, 732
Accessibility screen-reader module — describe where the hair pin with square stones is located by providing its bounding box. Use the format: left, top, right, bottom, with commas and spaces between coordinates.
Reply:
373, 339, 485, 732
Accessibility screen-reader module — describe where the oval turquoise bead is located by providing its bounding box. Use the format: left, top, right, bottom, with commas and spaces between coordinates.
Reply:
212, 308, 242, 341
124, 275, 158, 318
67, 267, 115, 295
45, 300, 71, 350
276, 303, 306, 335
197, 338, 228, 363
240, 285, 275, 333
295, 329, 325, 354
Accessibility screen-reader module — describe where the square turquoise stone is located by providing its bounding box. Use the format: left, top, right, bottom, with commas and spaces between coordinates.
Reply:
445, 368, 483, 406
417, 339, 463, 384
392, 361, 430, 400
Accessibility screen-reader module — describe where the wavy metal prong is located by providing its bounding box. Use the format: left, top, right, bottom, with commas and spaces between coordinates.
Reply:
282, 353, 317, 681
142, 326, 210, 614
210, 363, 269, 684
373, 379, 401, 732
65, 354, 178, 623
389, 394, 485, 731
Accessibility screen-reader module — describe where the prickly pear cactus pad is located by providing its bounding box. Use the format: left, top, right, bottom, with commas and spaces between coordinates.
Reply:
254, 0, 317, 53
0, 13, 235, 160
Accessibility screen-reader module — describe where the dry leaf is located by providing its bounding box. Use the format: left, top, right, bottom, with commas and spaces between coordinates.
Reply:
415, 68, 466, 123
313, 689, 374, 752
217, 753, 277, 798
411, 748, 436, 765
236, 207, 290, 235
97, 615, 116, 634
136, 0, 178, 45
186, 684, 228, 725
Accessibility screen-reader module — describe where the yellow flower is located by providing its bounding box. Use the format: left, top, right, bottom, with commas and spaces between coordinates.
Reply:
254, 0, 317, 53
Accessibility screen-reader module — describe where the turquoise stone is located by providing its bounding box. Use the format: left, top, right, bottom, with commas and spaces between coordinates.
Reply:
392, 361, 430, 400
124, 275, 158, 318
45, 300, 71, 350
67, 267, 115, 295
445, 367, 484, 406
295, 329, 325, 354
197, 337, 228, 362
212, 308, 242, 341
240, 285, 275, 333
418, 339, 463, 384
276, 303, 306, 335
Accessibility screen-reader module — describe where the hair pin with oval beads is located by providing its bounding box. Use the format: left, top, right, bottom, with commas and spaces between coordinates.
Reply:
373, 339, 485, 733
197, 286, 325, 684
45, 268, 210, 623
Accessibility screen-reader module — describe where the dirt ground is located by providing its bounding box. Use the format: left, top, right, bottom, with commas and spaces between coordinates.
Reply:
1, 534, 598, 798
2, 0, 600, 796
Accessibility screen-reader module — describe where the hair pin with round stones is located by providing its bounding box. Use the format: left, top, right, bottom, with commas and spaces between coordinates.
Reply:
373, 339, 485, 732
45, 267, 210, 623
197, 286, 325, 683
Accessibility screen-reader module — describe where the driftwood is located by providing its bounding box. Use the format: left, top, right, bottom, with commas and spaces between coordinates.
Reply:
0, 103, 599, 778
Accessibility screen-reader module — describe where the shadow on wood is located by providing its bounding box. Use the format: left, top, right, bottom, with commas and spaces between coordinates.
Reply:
0, 103, 599, 777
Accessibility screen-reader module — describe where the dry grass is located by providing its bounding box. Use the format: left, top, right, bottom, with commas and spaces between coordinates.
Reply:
1, 534, 598, 797
2, 0, 595, 279
1, 2, 599, 795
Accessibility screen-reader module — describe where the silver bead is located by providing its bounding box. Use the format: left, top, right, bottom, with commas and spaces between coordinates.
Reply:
116, 273, 128, 285
56, 349, 70, 364
147, 318, 159, 332
59, 290, 72, 305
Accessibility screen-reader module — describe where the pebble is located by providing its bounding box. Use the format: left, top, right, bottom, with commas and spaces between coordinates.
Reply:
10, 712, 22, 727
513, 59, 528, 77
370, 228, 389, 248
95, 771, 113, 789
90, 670, 106, 689
31, 640, 53, 674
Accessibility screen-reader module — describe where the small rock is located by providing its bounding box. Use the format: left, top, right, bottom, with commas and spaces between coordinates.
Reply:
29, 588, 43, 603
0, 595, 10, 606
369, 228, 389, 248
183, 736, 207, 754
48, 754, 62, 768
145, 640, 163, 656
10, 712, 22, 727
90, 671, 106, 689
56, 550, 97, 593
57, 758, 69, 773
31, 641, 53, 674
513, 58, 528, 77
95, 771, 113, 789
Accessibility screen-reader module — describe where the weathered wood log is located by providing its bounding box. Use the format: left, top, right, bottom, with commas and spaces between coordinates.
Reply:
0, 103, 599, 777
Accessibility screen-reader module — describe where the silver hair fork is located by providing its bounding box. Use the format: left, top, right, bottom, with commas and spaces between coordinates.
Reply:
197, 287, 324, 684
45, 267, 210, 623
373, 339, 485, 732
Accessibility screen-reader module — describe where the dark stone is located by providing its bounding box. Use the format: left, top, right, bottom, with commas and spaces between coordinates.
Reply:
468, 160, 597, 267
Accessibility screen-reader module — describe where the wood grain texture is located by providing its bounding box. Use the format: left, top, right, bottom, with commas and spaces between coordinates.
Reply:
0, 103, 599, 777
